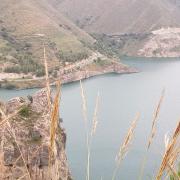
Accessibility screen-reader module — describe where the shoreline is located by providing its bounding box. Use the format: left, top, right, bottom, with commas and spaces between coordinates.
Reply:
0, 63, 138, 90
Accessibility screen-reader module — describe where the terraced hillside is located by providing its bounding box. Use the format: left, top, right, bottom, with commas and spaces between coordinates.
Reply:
0, 0, 96, 76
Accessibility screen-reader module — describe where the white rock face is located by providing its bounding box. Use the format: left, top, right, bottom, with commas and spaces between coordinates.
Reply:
138, 28, 180, 57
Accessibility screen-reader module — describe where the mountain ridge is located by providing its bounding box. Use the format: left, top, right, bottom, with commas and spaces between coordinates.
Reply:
54, 0, 180, 34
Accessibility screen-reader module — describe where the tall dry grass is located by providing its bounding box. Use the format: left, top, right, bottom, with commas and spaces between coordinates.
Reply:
147, 89, 165, 149
139, 89, 165, 180
43, 44, 65, 179
88, 92, 100, 180
112, 113, 140, 180
91, 92, 100, 138
156, 121, 180, 180
80, 80, 100, 180
49, 81, 61, 164
80, 80, 89, 180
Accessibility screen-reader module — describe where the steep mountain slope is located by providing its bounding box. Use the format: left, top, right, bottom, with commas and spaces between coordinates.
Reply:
53, 0, 180, 34
0, 0, 137, 89
0, 0, 95, 75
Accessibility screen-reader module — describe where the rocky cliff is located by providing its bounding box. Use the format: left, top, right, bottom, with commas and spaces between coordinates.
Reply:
0, 89, 72, 180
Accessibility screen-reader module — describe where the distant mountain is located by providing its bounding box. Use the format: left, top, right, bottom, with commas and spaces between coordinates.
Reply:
0, 0, 96, 75
169, 0, 180, 7
51, 0, 180, 57
54, 0, 180, 34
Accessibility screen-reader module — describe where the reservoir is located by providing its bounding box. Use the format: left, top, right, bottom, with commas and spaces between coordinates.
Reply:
0, 57, 180, 179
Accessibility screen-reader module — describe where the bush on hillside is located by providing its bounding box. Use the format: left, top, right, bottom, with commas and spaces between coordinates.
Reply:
58, 50, 89, 62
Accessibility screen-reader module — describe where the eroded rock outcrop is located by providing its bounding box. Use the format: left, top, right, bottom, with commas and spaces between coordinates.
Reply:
0, 89, 72, 180
138, 28, 180, 57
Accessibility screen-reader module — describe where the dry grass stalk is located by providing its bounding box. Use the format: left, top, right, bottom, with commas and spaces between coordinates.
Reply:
0, 108, 22, 127
91, 92, 100, 137
43, 44, 52, 110
18, 173, 29, 180
43, 43, 63, 179
168, 146, 180, 167
49, 81, 61, 164
112, 112, 140, 180
80, 80, 88, 124
163, 137, 180, 179
164, 133, 170, 150
80, 80, 90, 180
147, 89, 165, 149
80, 81, 101, 180
87, 92, 100, 180
167, 163, 180, 180
156, 121, 180, 180
139, 90, 165, 180
0, 108, 32, 180
13, 155, 22, 168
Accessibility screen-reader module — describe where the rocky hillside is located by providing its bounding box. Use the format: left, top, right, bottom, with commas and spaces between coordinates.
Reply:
0, 0, 95, 77
0, 89, 72, 180
54, 0, 180, 34
92, 28, 180, 57
138, 28, 180, 57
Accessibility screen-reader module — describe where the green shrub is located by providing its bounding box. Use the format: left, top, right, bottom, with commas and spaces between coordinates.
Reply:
4, 66, 21, 73
19, 106, 31, 117
4, 53, 44, 75
58, 50, 89, 62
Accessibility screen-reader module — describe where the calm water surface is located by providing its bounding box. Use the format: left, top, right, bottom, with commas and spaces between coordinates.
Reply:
0, 57, 180, 180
